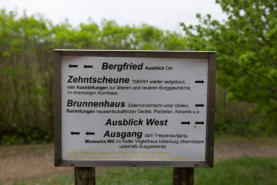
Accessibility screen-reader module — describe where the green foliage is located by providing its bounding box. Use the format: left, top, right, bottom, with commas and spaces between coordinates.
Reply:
0, 9, 188, 144
215, 87, 267, 136
181, 0, 277, 134
8, 157, 277, 185
1, 4, 277, 143
0, 10, 54, 144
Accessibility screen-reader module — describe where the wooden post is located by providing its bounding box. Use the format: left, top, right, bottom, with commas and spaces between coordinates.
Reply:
173, 168, 194, 185
74, 167, 95, 185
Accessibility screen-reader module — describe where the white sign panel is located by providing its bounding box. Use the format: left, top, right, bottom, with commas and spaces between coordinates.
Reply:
54, 50, 215, 167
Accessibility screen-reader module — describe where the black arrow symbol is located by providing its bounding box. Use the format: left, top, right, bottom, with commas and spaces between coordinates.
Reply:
69, 64, 78, 68
181, 121, 190, 125
195, 104, 204, 107
195, 122, 204, 125
71, 132, 80, 135
84, 65, 93, 68
195, 80, 204, 83
86, 132, 95, 135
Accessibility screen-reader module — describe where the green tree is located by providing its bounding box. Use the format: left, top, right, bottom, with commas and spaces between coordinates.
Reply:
0, 9, 189, 144
181, 0, 277, 133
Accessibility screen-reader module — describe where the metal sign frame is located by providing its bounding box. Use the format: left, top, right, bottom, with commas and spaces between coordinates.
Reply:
54, 50, 215, 167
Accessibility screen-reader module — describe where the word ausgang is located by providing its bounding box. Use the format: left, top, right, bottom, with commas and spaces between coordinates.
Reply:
104, 131, 143, 139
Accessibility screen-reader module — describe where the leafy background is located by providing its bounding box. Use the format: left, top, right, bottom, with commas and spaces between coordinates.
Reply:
0, 0, 276, 144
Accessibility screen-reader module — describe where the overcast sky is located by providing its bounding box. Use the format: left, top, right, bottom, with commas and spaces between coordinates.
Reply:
0, 0, 226, 32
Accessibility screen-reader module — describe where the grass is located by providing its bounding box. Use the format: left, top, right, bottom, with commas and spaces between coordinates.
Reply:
5, 157, 277, 185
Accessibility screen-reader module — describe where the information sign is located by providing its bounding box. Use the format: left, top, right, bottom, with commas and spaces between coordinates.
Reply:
54, 50, 215, 167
